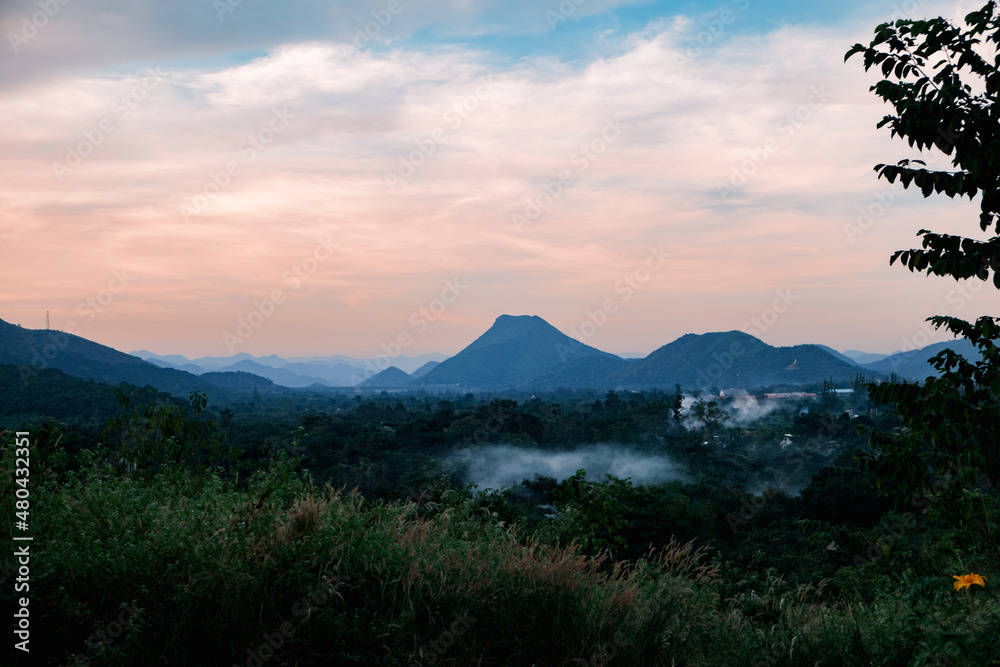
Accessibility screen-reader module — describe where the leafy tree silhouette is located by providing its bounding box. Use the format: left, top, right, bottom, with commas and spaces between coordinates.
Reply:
846, 3, 1000, 553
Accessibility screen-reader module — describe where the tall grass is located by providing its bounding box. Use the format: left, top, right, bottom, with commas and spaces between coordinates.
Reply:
3, 446, 995, 666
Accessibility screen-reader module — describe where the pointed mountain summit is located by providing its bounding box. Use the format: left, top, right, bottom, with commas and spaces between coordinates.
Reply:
413, 315, 621, 389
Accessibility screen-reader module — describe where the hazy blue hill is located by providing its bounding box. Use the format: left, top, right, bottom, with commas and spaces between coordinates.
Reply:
410, 360, 440, 379
613, 331, 868, 391
413, 315, 620, 389
143, 357, 209, 375
372, 353, 449, 375
134, 350, 447, 384
842, 349, 889, 364
861, 338, 980, 381
217, 359, 332, 388
280, 361, 364, 386
187, 353, 256, 370
246, 354, 291, 369
282, 353, 448, 375
359, 366, 412, 387
199, 370, 286, 395
131, 350, 197, 366
814, 344, 860, 366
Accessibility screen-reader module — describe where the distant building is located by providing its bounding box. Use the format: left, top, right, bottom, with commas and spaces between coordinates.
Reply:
719, 388, 749, 398
763, 392, 818, 399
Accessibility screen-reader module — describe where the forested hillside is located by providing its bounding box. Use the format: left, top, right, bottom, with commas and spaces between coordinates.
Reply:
3, 380, 997, 665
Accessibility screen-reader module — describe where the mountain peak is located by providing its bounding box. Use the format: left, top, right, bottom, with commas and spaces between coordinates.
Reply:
415, 314, 619, 389
494, 314, 544, 323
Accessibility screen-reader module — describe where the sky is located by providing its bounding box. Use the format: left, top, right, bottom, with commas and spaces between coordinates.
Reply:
2, 0, 998, 360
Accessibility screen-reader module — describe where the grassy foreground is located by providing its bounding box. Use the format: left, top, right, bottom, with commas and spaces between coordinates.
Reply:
3, 441, 999, 667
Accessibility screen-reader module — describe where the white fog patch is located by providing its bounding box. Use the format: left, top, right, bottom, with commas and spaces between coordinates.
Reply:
681, 394, 783, 428
726, 396, 782, 424
449, 444, 684, 491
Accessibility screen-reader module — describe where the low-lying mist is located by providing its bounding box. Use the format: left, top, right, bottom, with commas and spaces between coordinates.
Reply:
447, 444, 684, 491
726, 396, 784, 423
681, 395, 784, 428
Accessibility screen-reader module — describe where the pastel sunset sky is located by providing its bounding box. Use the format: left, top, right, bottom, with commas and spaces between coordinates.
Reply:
2, 0, 997, 359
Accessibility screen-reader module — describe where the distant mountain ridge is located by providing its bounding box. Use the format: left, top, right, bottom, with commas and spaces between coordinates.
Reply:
0, 318, 281, 398
611, 331, 869, 390
814, 344, 859, 366
842, 349, 890, 365
859, 339, 980, 380
410, 316, 876, 391
214, 359, 333, 388
2, 315, 983, 397
133, 350, 449, 386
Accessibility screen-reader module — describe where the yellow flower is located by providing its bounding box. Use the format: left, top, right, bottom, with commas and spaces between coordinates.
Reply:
953, 573, 987, 591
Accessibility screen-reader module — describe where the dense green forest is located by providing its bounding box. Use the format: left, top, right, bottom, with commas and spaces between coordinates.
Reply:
2, 372, 997, 665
